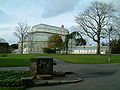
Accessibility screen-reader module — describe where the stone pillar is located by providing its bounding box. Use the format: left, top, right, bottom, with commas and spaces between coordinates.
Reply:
29, 58, 53, 76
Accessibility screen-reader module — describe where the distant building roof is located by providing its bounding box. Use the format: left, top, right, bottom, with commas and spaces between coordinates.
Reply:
31, 23, 68, 32
29, 23, 68, 36
71, 45, 108, 50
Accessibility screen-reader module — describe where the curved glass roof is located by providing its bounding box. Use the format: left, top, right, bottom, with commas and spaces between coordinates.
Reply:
31, 24, 68, 34
32, 24, 68, 31
0, 38, 7, 43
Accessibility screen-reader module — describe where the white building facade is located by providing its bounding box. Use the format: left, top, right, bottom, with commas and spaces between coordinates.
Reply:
70, 45, 108, 54
20, 24, 68, 54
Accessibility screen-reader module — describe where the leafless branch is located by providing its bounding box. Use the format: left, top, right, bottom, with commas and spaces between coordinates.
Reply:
13, 22, 30, 54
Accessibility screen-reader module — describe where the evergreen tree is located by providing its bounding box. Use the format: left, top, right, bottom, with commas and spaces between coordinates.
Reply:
111, 38, 120, 54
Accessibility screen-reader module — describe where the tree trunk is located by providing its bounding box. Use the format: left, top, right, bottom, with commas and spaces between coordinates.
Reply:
65, 45, 68, 54
96, 41, 101, 54
21, 41, 23, 54
64, 35, 69, 54
96, 28, 101, 54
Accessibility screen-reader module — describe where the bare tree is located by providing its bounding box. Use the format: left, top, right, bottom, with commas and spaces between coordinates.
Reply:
13, 22, 30, 54
75, 1, 115, 54
112, 15, 120, 38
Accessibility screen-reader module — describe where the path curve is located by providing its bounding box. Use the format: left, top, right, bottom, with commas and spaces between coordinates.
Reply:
0, 57, 120, 90
0, 57, 68, 70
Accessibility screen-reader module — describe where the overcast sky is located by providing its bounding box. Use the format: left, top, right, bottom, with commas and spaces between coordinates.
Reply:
0, 0, 120, 44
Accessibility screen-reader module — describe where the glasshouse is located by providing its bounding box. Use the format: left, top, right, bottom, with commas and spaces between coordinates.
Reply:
19, 24, 69, 53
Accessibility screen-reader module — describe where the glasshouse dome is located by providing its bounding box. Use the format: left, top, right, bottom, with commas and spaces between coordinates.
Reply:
0, 38, 7, 43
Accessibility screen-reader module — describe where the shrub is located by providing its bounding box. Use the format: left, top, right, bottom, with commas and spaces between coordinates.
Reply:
0, 43, 9, 54
42, 47, 56, 53
0, 70, 29, 86
0, 54, 7, 57
110, 38, 120, 54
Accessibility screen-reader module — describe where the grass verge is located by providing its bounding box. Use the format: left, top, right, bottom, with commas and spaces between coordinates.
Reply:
0, 54, 41, 67
0, 54, 120, 67
44, 54, 120, 64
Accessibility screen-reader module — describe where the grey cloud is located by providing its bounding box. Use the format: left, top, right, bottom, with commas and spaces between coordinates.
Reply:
0, 9, 14, 24
0, 10, 8, 22
0, 10, 6, 16
42, 0, 80, 18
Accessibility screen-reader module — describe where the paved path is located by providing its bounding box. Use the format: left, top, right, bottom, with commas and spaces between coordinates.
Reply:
0, 66, 28, 70
26, 58, 120, 90
0, 58, 120, 90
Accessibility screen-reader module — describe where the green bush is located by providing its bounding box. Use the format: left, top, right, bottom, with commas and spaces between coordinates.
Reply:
0, 43, 9, 54
110, 38, 120, 54
0, 54, 7, 57
0, 70, 29, 86
42, 47, 56, 53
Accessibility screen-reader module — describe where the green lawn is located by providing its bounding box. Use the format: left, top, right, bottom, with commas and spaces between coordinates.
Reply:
0, 54, 120, 67
0, 54, 41, 67
45, 54, 120, 64
0, 54, 120, 89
